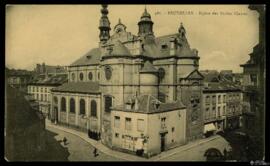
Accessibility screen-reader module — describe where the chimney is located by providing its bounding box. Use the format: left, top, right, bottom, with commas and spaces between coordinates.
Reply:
36, 64, 41, 73
42, 63, 46, 74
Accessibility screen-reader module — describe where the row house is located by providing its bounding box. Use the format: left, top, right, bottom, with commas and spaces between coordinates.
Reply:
27, 74, 67, 116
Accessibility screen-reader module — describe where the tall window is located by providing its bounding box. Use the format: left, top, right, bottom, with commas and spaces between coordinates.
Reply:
61, 97, 66, 112
212, 107, 216, 118
205, 108, 210, 120
250, 74, 257, 86
80, 99, 85, 115
114, 116, 120, 128
218, 95, 221, 103
79, 73, 84, 81
70, 98, 75, 113
105, 96, 112, 113
71, 73, 75, 81
206, 96, 210, 104
91, 100, 97, 117
125, 117, 132, 130
88, 72, 93, 81
212, 95, 216, 104
53, 96, 58, 105
137, 119, 145, 132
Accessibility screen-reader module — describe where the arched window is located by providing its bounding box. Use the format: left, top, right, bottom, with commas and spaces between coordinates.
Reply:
88, 72, 93, 81
70, 98, 75, 113
79, 73, 84, 81
61, 97, 66, 112
91, 100, 97, 117
80, 99, 85, 115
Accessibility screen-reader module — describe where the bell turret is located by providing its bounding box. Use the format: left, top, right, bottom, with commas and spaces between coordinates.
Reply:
138, 7, 154, 38
99, 4, 111, 44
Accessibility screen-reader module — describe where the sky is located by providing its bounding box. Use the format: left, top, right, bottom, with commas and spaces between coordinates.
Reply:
6, 5, 259, 73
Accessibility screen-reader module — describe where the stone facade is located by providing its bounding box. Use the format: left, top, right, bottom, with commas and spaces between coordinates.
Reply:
50, 5, 205, 155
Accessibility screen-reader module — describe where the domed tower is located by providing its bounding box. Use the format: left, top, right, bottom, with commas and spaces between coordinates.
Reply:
139, 61, 158, 98
138, 7, 154, 38
99, 4, 111, 44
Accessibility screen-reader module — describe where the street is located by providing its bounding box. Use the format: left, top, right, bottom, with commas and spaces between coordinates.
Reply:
46, 126, 124, 161
159, 135, 230, 161
45, 124, 231, 161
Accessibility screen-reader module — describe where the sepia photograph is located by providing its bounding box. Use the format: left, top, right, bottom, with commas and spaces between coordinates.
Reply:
5, 4, 266, 162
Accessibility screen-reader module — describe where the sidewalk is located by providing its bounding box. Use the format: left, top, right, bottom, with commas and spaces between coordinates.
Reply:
46, 120, 222, 161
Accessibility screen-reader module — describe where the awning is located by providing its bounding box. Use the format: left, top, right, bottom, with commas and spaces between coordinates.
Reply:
204, 123, 216, 133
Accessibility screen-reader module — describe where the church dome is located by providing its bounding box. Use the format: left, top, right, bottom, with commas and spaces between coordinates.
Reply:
139, 8, 152, 22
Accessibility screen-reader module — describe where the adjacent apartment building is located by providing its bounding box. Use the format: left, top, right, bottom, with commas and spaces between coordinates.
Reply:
27, 74, 68, 117
201, 71, 243, 137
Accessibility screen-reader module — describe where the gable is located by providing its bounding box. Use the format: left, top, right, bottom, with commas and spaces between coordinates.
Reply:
186, 70, 204, 80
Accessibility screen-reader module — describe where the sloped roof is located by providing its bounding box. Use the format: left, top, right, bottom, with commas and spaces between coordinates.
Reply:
70, 48, 101, 67
111, 40, 131, 56
44, 65, 66, 73
184, 69, 204, 79
203, 82, 241, 92
142, 42, 162, 58
51, 81, 100, 94
29, 74, 67, 86
113, 95, 186, 114
201, 71, 220, 82
179, 69, 204, 80
140, 61, 158, 73
155, 33, 196, 58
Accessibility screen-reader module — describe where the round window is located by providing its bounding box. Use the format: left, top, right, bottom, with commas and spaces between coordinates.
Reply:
88, 72, 93, 80
105, 66, 112, 80
79, 73, 84, 81
71, 73, 75, 81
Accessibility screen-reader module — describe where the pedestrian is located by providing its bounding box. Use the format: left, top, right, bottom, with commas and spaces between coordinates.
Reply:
63, 137, 67, 145
93, 147, 99, 157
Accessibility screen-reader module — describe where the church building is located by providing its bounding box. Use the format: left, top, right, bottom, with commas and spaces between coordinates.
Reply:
51, 5, 205, 155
